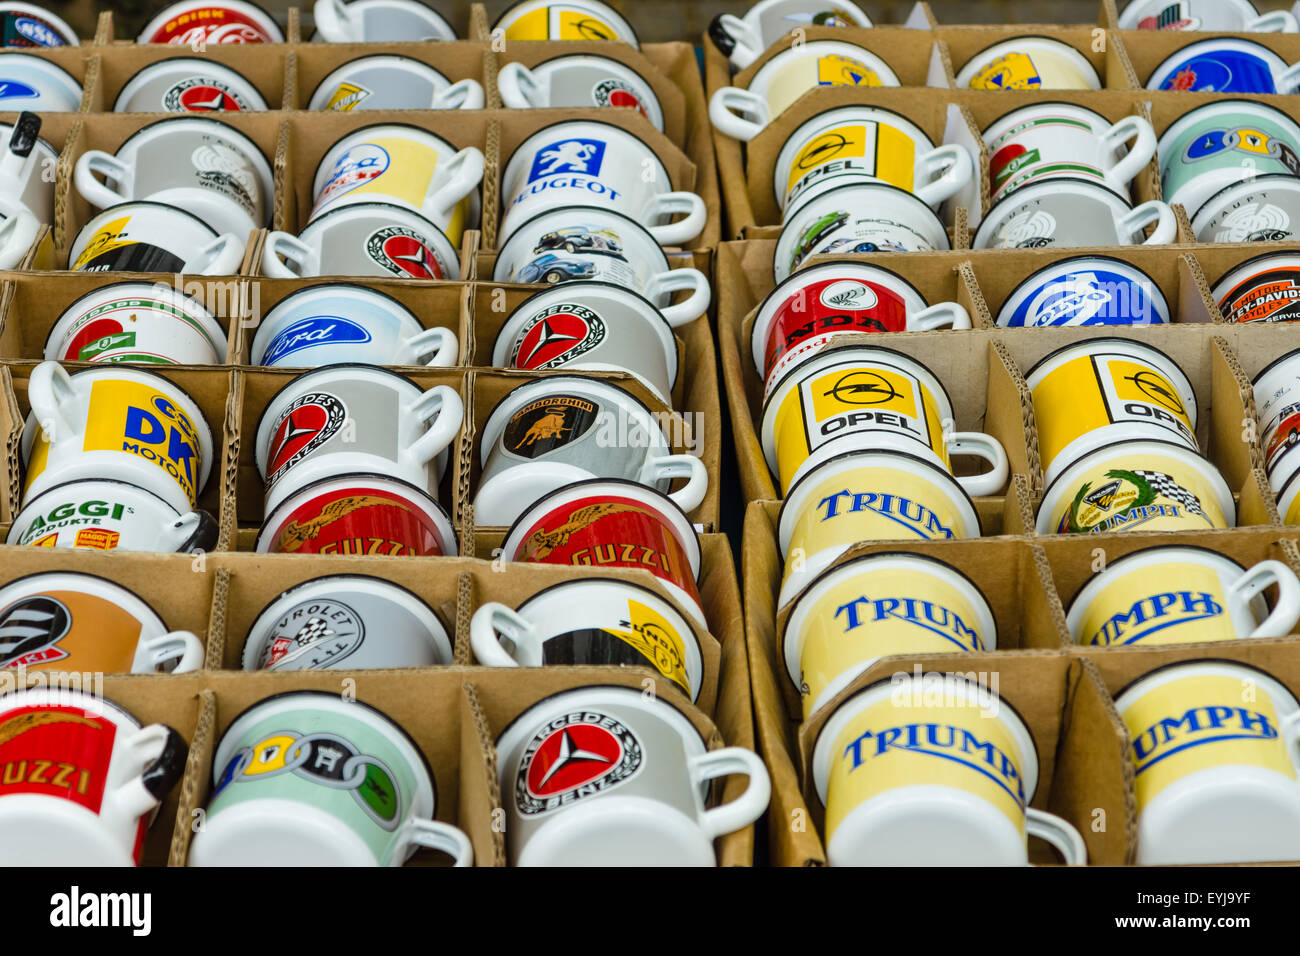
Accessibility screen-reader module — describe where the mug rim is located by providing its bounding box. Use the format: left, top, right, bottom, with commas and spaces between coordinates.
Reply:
1148, 35, 1288, 90
240, 571, 450, 671
1155, 96, 1300, 160
502, 50, 653, 80
956, 33, 1100, 88
981, 98, 1114, 139
747, 36, 898, 89
997, 253, 1169, 328
292, 197, 449, 238
251, 282, 424, 365
254, 470, 457, 555
501, 115, 673, 192
307, 52, 451, 108
1212, 249, 1300, 309
1190, 171, 1300, 231
0, 567, 169, 640
1249, 342, 1300, 386
1119, 0, 1258, 28
478, 372, 661, 468
0, 48, 81, 87
491, 204, 669, 282
114, 56, 265, 112
1112, 656, 1298, 713
490, 0, 641, 46
44, 279, 226, 364
1063, 542, 1251, 635
138, 0, 284, 43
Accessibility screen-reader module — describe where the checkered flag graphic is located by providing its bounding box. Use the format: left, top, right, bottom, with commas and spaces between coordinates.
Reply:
1134, 470, 1207, 521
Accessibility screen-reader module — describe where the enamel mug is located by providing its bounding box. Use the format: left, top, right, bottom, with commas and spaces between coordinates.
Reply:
250, 284, 459, 368
708, 0, 872, 71
139, 0, 283, 43
74, 116, 274, 239
1116, 660, 1300, 864
775, 182, 951, 283
1119, 0, 1298, 32
0, 689, 185, 867
312, 0, 456, 41
0, 114, 58, 267
1252, 346, 1300, 480
783, 552, 996, 719
255, 365, 463, 515
1275, 466, 1300, 526
471, 579, 705, 701
492, 0, 638, 45
1147, 38, 1300, 93
308, 55, 483, 112
501, 478, 705, 626
0, 571, 204, 674
242, 575, 452, 671
1067, 545, 1300, 647
69, 201, 245, 275
975, 177, 1175, 249
813, 674, 1087, 866
760, 344, 1009, 497
774, 106, 972, 217
499, 55, 664, 131
751, 260, 971, 390
1191, 173, 1300, 243
984, 103, 1157, 203
777, 449, 981, 608
492, 207, 710, 324
44, 281, 227, 365
1036, 439, 1234, 535
310, 123, 483, 247
1157, 99, 1300, 219
1214, 251, 1300, 324
1026, 337, 1198, 484
956, 36, 1101, 90
494, 685, 769, 866
493, 282, 682, 406
7, 478, 217, 554
256, 473, 458, 557
0, 53, 80, 110
113, 59, 268, 113
0, 2, 77, 46
474, 375, 706, 526
23, 361, 214, 513
996, 256, 1170, 328
709, 42, 900, 143
189, 691, 472, 867
499, 119, 706, 247
262, 202, 459, 281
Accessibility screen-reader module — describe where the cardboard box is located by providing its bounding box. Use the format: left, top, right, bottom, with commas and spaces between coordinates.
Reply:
84, 45, 290, 112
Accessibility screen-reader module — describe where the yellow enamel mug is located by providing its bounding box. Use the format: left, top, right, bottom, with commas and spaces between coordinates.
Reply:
1036, 439, 1234, 535
812, 673, 1088, 866
761, 345, 1008, 498
1067, 545, 1300, 647
783, 552, 996, 719
777, 449, 980, 608
1025, 337, 1199, 486
1116, 660, 1300, 864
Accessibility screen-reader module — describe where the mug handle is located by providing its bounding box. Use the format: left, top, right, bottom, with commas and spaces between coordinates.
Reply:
910, 301, 971, 331
312, 0, 352, 41
425, 147, 485, 227
139, 629, 205, 674
110, 724, 187, 823
261, 230, 317, 278
708, 87, 770, 142
399, 326, 459, 367
644, 193, 706, 247
1101, 115, 1157, 189
947, 431, 1009, 497
690, 747, 771, 840
27, 360, 80, 446
406, 819, 474, 867
1248, 10, 1299, 32
1231, 559, 1300, 638
711, 13, 762, 70
75, 150, 133, 209
469, 602, 539, 667
644, 453, 708, 514
405, 385, 464, 466
1123, 200, 1175, 245
497, 62, 548, 109
644, 268, 711, 327
160, 509, 219, 553
433, 79, 485, 111
1279, 61, 1300, 94
0, 198, 39, 270
186, 232, 244, 276
912, 144, 973, 206
1026, 808, 1088, 865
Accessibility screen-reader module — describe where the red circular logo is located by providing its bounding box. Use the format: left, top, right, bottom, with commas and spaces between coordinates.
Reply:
513, 306, 604, 370
63, 317, 123, 362
526, 724, 623, 797
381, 234, 441, 279
177, 83, 243, 111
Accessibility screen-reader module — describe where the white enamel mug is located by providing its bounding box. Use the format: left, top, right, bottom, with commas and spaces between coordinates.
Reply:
0, 113, 56, 269
0, 52, 81, 110
113, 58, 268, 112
1119, 0, 1298, 32
708, 0, 873, 71
45, 281, 227, 365
974, 177, 1175, 249
308, 54, 483, 111
68, 201, 245, 275
311, 0, 456, 41
499, 54, 664, 131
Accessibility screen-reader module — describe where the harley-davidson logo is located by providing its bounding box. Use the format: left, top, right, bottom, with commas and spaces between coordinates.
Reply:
515, 711, 642, 815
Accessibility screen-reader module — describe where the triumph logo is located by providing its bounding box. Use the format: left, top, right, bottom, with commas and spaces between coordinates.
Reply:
1087, 591, 1224, 646
516, 711, 642, 815
1131, 705, 1277, 774
817, 488, 957, 540
835, 595, 983, 650
0, 596, 71, 670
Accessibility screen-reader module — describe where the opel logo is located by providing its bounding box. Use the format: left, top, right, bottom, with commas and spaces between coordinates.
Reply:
824, 370, 901, 405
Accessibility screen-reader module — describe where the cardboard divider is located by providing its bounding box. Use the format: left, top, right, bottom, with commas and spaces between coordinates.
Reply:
6, 362, 240, 550
0, 270, 248, 365
0, 366, 21, 522
285, 40, 493, 110
938, 25, 1139, 91
464, 284, 720, 528
84, 43, 290, 112
54, 111, 285, 257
